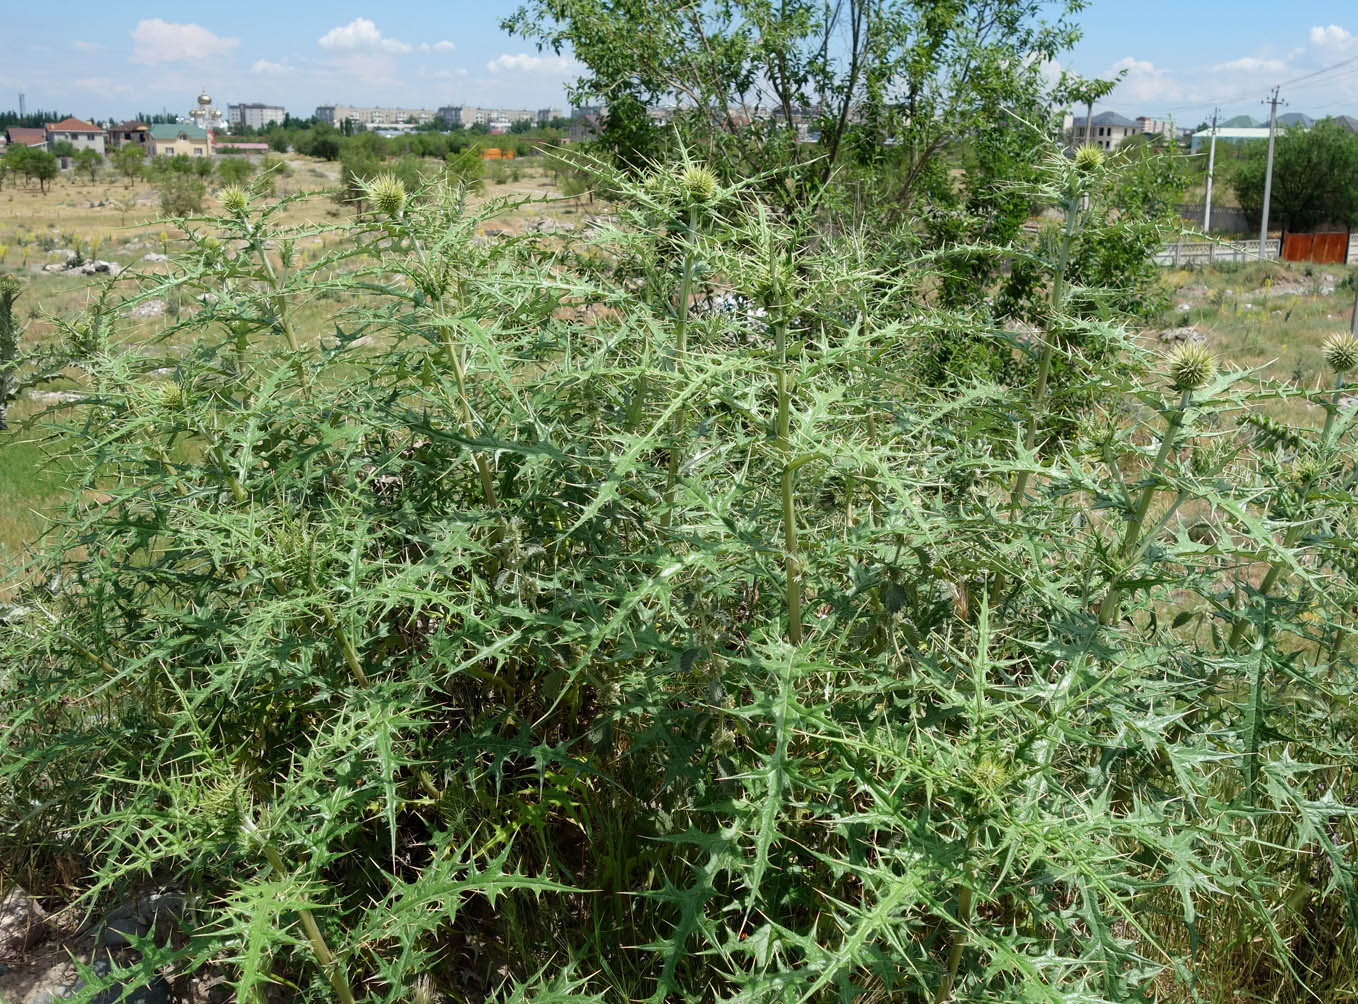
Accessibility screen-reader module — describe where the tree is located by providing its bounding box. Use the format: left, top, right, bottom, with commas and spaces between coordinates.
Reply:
504, 0, 1084, 214
1232, 118, 1358, 232
73, 147, 102, 183
1056, 71, 1125, 147
3, 146, 32, 187
112, 143, 146, 186
48, 139, 76, 159
30, 151, 58, 194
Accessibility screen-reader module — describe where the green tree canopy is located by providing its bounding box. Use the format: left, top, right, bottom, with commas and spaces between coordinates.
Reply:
504, 0, 1083, 211
112, 143, 146, 186
73, 147, 102, 183
1232, 118, 1358, 232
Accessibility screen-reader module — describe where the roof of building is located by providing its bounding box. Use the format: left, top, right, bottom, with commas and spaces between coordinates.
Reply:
45, 116, 101, 133
7, 127, 47, 147
1087, 111, 1137, 128
1222, 114, 1260, 128
1277, 112, 1314, 127
1335, 115, 1358, 133
149, 123, 209, 141
109, 121, 149, 132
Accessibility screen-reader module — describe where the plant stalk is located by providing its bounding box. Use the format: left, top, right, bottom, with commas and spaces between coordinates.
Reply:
1098, 388, 1193, 625
662, 203, 700, 529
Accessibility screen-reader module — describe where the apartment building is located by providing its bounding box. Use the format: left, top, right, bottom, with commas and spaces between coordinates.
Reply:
228, 103, 286, 129
314, 105, 436, 127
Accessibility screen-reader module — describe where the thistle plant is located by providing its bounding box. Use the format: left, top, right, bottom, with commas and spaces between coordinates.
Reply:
0, 151, 1355, 1004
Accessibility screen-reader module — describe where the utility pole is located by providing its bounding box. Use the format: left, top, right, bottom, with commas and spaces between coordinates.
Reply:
1204, 108, 1219, 233
1259, 87, 1284, 259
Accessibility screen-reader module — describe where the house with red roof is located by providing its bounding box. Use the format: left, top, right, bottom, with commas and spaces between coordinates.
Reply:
6, 127, 48, 149
45, 116, 105, 157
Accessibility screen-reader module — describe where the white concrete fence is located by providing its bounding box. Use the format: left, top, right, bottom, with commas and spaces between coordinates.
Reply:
1152, 239, 1281, 267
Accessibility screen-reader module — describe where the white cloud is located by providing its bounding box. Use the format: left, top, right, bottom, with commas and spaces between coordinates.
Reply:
73, 40, 102, 51
251, 59, 296, 74
318, 18, 412, 54
419, 40, 455, 53
1104, 56, 1182, 103
1309, 24, 1354, 48
1212, 56, 1285, 73
487, 52, 578, 73
131, 18, 239, 65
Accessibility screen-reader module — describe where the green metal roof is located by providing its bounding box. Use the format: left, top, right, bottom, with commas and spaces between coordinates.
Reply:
149, 123, 209, 140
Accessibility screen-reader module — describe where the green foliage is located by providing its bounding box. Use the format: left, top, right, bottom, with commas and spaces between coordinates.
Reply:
216, 157, 255, 186
73, 147, 102, 183
1233, 118, 1358, 231
29, 149, 58, 193
1, 150, 1356, 1004
504, 0, 1083, 210
158, 173, 206, 215
111, 143, 146, 185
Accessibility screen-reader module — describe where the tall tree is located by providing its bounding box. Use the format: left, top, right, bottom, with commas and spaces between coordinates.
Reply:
1056, 71, 1124, 147
112, 143, 146, 186
31, 151, 58, 194
504, 0, 1084, 210
1233, 118, 1358, 232
73, 147, 102, 183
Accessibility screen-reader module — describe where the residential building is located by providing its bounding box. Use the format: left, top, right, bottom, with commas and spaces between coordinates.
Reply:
6, 127, 47, 149
437, 106, 539, 130
228, 103, 286, 129
45, 116, 105, 156
107, 121, 150, 150
1336, 115, 1358, 133
314, 105, 435, 127
149, 123, 212, 158
1071, 111, 1137, 151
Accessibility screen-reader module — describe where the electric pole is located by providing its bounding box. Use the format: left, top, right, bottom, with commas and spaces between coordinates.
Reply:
1203, 108, 1219, 233
1259, 87, 1284, 259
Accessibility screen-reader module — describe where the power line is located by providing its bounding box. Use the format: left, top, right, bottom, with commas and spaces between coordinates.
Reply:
1277, 54, 1358, 89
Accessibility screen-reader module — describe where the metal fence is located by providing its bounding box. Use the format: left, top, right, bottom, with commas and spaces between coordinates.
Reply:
1152, 238, 1281, 267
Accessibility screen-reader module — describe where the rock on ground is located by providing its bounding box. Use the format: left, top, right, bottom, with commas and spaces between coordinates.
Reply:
0, 890, 48, 960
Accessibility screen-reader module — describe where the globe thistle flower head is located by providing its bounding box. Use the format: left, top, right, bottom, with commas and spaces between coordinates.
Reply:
1074, 145, 1105, 173
219, 185, 249, 216
1323, 331, 1358, 374
678, 165, 718, 204
1168, 343, 1217, 391
366, 173, 407, 218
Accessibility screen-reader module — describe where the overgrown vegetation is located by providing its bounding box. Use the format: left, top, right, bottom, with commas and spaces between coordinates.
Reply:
0, 140, 1356, 1004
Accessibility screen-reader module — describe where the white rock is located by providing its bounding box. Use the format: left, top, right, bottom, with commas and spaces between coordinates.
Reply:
0, 887, 48, 958
130, 300, 166, 319
141, 252, 168, 262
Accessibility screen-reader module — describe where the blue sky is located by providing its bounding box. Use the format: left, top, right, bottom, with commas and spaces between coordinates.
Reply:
2, 2, 1355, 126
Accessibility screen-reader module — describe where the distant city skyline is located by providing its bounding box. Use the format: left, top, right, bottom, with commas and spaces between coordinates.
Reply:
2, 2, 1355, 127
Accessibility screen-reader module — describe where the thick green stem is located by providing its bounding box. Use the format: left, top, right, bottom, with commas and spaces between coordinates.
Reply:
1098, 389, 1193, 625
1009, 189, 1080, 512
241, 216, 309, 397
257, 840, 356, 1004
662, 204, 700, 528
934, 824, 978, 1004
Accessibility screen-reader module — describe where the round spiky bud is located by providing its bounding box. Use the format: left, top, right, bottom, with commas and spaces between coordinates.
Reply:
678, 165, 718, 204
367, 173, 407, 218
1074, 144, 1105, 173
1323, 331, 1358, 373
219, 185, 249, 216
1168, 344, 1217, 391
159, 381, 184, 410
